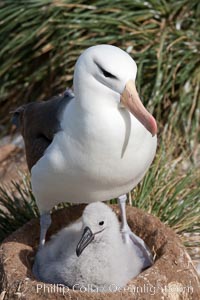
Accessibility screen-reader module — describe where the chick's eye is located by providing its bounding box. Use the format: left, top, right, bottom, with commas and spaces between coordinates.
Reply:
99, 221, 104, 226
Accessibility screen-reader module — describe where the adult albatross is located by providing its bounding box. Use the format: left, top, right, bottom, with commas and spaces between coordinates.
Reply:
14, 45, 157, 265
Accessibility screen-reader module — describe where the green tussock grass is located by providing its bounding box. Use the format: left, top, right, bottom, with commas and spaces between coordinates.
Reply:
132, 137, 200, 236
0, 176, 38, 241
0, 0, 200, 145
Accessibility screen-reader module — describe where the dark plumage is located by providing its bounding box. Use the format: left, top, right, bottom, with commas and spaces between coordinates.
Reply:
12, 90, 73, 170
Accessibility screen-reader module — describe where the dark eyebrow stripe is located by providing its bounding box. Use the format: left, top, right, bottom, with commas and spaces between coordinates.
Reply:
94, 60, 118, 79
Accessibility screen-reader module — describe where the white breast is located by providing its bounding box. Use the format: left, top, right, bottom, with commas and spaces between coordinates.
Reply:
31, 100, 157, 213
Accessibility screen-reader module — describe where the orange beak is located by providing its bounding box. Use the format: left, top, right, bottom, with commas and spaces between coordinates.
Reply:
120, 80, 157, 136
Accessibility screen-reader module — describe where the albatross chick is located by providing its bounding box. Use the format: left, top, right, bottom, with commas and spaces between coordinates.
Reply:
33, 202, 149, 291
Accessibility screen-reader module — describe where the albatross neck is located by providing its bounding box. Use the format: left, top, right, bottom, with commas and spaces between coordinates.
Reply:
73, 77, 120, 114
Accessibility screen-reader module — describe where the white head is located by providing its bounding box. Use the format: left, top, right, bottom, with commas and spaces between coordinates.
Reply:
73, 44, 157, 136
76, 202, 120, 256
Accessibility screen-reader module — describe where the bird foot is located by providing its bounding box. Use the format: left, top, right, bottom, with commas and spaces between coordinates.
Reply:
121, 225, 153, 269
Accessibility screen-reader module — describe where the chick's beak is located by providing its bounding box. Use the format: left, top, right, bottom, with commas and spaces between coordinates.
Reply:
76, 226, 94, 257
120, 80, 157, 136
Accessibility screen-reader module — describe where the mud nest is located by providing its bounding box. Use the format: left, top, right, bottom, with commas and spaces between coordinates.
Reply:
0, 205, 200, 300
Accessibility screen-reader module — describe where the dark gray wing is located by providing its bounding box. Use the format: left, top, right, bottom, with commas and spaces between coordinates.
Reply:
12, 90, 74, 170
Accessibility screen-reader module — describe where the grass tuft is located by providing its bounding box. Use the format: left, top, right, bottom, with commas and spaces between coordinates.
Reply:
0, 175, 38, 242
132, 135, 200, 237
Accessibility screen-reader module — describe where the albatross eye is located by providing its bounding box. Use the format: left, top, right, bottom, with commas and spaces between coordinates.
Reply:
99, 221, 104, 226
101, 69, 116, 79
95, 61, 117, 79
